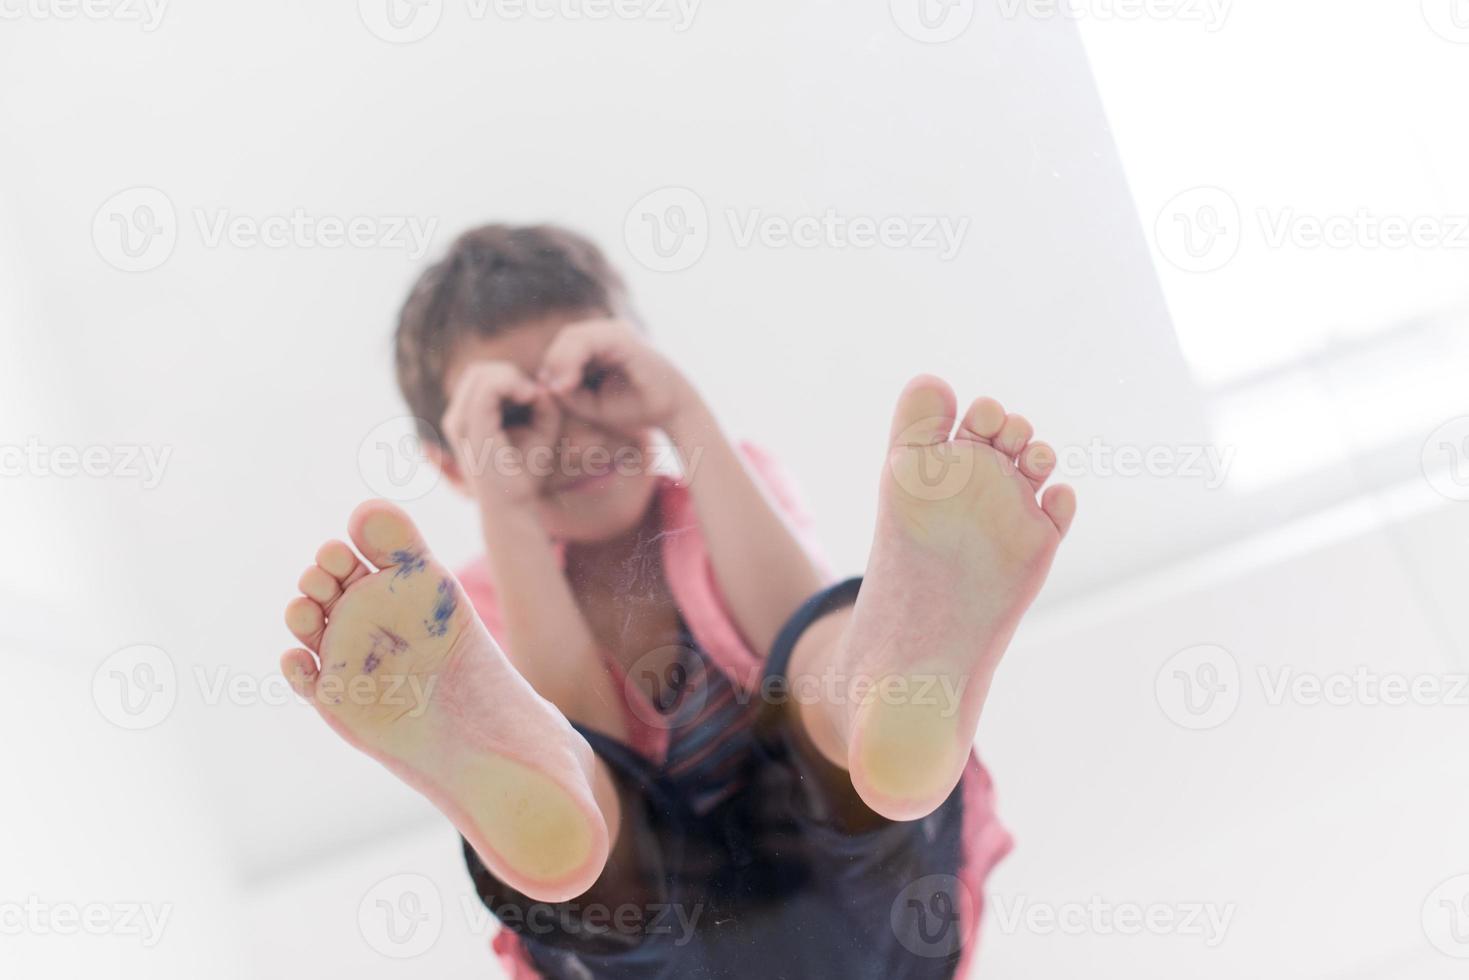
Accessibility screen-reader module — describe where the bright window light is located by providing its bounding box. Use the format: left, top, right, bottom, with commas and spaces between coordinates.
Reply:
1078, 4, 1469, 488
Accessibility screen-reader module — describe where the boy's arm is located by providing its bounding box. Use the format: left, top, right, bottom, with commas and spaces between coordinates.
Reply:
440, 362, 626, 739
476, 506, 627, 739
541, 320, 824, 658
663, 396, 825, 656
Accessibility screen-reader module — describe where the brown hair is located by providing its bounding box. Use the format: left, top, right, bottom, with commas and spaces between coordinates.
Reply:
394, 224, 634, 445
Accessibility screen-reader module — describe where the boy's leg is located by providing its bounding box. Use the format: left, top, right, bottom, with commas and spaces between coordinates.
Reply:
786, 376, 1076, 822
751, 578, 985, 975
280, 499, 620, 903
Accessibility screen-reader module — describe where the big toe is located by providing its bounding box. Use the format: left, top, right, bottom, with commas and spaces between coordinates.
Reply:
348, 499, 431, 569
889, 374, 958, 447
280, 648, 319, 699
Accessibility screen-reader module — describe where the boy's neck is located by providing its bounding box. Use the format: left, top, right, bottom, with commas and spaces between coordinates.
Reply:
563, 498, 668, 598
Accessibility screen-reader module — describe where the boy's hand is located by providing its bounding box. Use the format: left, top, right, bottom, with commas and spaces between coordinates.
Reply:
441, 362, 562, 506
538, 319, 695, 436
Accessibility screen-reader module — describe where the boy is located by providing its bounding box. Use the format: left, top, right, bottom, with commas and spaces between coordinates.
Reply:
281, 225, 1075, 978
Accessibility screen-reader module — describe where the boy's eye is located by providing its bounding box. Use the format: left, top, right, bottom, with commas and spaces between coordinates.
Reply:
581, 362, 610, 393
501, 400, 534, 429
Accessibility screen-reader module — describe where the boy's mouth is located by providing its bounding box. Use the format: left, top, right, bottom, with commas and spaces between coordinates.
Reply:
548, 470, 615, 496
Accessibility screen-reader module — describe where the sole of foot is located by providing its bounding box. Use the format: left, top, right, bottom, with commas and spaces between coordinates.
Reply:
281, 499, 609, 902
840, 375, 1076, 821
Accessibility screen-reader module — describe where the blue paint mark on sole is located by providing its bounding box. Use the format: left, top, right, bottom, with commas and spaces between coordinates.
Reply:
389, 550, 427, 592
424, 579, 457, 638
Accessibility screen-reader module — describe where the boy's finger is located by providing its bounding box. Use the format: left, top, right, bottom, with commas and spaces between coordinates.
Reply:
452, 364, 538, 422
444, 374, 503, 458
538, 332, 594, 392
490, 373, 539, 409
522, 386, 565, 444
547, 384, 594, 422
444, 363, 493, 425
539, 322, 625, 393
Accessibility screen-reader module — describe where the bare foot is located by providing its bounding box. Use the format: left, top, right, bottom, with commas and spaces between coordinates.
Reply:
280, 500, 610, 902
836, 376, 1076, 821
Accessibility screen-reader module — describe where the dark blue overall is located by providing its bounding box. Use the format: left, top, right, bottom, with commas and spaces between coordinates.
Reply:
463, 579, 971, 980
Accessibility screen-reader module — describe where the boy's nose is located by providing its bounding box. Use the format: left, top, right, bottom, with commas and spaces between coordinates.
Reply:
557, 414, 603, 449
554, 417, 603, 466
545, 416, 624, 490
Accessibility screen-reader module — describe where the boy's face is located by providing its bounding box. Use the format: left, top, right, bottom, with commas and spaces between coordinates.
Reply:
440, 315, 662, 544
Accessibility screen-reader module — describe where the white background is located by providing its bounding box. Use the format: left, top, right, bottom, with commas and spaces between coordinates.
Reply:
2, 1, 1468, 977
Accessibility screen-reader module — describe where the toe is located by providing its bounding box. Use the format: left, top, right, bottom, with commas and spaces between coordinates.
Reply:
347, 500, 430, 570
889, 375, 958, 447
1041, 484, 1078, 537
995, 413, 1034, 458
280, 648, 319, 699
298, 566, 341, 605
284, 597, 326, 652
315, 540, 363, 585
957, 397, 1006, 443
1019, 441, 1057, 489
